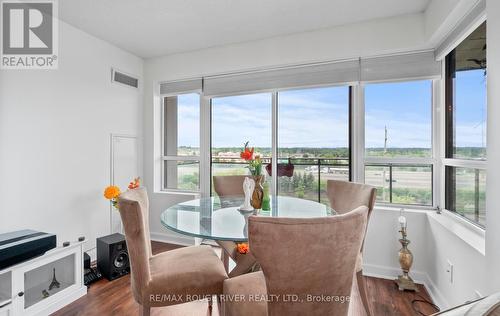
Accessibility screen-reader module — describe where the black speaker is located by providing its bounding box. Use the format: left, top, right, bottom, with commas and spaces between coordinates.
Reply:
96, 233, 130, 281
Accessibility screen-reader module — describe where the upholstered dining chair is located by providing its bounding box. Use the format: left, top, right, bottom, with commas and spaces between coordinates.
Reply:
213, 175, 258, 277
213, 175, 248, 207
326, 180, 377, 316
223, 206, 369, 316
117, 187, 228, 316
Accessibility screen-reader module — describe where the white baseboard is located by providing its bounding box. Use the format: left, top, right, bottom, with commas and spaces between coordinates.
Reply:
150, 231, 195, 246
363, 263, 449, 310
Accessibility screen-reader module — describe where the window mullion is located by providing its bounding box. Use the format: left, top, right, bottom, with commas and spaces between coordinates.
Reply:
271, 92, 278, 198
353, 84, 365, 183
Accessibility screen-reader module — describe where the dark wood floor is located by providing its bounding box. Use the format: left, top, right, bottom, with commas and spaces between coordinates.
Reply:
52, 241, 439, 316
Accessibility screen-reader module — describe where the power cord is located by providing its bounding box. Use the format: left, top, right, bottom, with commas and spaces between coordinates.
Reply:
411, 293, 440, 316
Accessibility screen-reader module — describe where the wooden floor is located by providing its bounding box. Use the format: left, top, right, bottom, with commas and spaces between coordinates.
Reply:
52, 242, 439, 316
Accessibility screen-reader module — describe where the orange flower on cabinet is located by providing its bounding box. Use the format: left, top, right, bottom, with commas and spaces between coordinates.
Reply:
104, 186, 121, 200
128, 177, 140, 190
237, 243, 249, 254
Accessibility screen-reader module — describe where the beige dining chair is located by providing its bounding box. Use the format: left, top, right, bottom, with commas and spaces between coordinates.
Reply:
117, 187, 228, 316
327, 180, 377, 316
223, 206, 369, 316
213, 175, 258, 277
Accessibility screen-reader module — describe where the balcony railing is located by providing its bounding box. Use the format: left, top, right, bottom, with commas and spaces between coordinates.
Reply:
211, 157, 350, 204
364, 163, 433, 206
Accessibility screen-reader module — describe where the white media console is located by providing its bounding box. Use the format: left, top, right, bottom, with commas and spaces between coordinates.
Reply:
0, 241, 87, 316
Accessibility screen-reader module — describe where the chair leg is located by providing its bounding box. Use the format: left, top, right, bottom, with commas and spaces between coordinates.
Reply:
357, 270, 371, 316
140, 305, 150, 316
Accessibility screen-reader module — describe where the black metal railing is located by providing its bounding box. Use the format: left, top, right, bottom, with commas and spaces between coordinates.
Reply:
211, 157, 350, 203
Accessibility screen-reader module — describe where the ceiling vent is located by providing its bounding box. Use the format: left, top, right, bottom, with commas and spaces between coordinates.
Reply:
111, 68, 139, 88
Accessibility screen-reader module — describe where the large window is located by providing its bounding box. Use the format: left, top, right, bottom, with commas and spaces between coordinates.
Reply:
211, 93, 272, 193
445, 22, 487, 226
160, 51, 479, 221
209, 87, 351, 203
277, 86, 350, 204
162, 93, 201, 192
364, 80, 433, 206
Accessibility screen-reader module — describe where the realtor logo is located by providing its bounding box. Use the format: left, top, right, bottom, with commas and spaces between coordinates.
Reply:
1, 0, 58, 69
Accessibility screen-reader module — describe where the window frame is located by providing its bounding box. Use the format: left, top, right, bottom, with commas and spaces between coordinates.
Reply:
157, 50, 488, 224
443, 47, 487, 227
160, 92, 202, 194
361, 79, 437, 208
207, 85, 354, 202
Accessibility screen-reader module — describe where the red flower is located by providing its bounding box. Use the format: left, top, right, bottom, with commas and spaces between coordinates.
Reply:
240, 142, 254, 161
240, 147, 254, 161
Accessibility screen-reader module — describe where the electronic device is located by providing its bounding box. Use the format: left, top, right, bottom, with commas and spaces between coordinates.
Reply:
84, 267, 102, 286
0, 230, 56, 270
84, 252, 91, 269
96, 233, 130, 281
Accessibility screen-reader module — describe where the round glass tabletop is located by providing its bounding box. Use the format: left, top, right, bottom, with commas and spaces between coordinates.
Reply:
160, 196, 335, 242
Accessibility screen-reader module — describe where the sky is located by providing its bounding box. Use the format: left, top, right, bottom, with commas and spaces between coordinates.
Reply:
173, 73, 486, 150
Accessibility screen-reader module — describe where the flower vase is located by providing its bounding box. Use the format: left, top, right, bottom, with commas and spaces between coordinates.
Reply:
251, 175, 264, 209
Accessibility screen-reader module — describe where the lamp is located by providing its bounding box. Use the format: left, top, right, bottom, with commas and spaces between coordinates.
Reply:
395, 209, 418, 292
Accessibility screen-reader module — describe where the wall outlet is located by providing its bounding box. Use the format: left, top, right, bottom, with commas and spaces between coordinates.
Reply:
446, 260, 454, 283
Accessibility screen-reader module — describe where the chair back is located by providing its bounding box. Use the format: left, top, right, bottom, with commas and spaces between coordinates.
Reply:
213, 175, 249, 196
248, 206, 368, 316
213, 175, 249, 207
327, 180, 377, 216
117, 187, 152, 304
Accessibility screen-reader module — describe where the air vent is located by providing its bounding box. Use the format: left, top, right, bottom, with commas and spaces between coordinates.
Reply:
111, 68, 139, 88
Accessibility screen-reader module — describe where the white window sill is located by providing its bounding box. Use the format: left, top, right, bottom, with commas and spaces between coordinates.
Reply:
427, 209, 485, 255
373, 205, 486, 255
373, 204, 434, 213
155, 190, 201, 197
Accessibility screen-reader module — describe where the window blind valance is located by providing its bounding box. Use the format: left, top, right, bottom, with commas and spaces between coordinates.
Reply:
203, 59, 360, 97
360, 51, 442, 82
159, 78, 202, 96
160, 51, 442, 97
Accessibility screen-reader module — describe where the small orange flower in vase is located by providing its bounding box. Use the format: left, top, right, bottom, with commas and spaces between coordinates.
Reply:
237, 243, 249, 254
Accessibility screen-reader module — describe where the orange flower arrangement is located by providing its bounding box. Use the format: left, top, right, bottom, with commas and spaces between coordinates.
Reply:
237, 243, 249, 254
128, 177, 140, 190
240, 144, 254, 161
104, 177, 140, 209
240, 141, 262, 176
104, 186, 121, 200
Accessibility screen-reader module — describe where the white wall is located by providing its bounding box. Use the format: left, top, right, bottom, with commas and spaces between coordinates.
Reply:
0, 21, 143, 253
485, 0, 500, 294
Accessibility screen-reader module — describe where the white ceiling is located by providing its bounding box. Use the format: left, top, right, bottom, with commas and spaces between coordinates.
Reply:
59, 0, 431, 59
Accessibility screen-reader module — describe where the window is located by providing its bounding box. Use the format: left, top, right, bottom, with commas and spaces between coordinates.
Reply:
364, 80, 433, 206
445, 22, 487, 226
209, 87, 351, 203
210, 93, 272, 193
162, 93, 201, 191
277, 86, 350, 204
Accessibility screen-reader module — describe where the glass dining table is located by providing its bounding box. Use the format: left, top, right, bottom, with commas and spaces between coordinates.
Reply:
161, 195, 336, 275
161, 195, 335, 243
